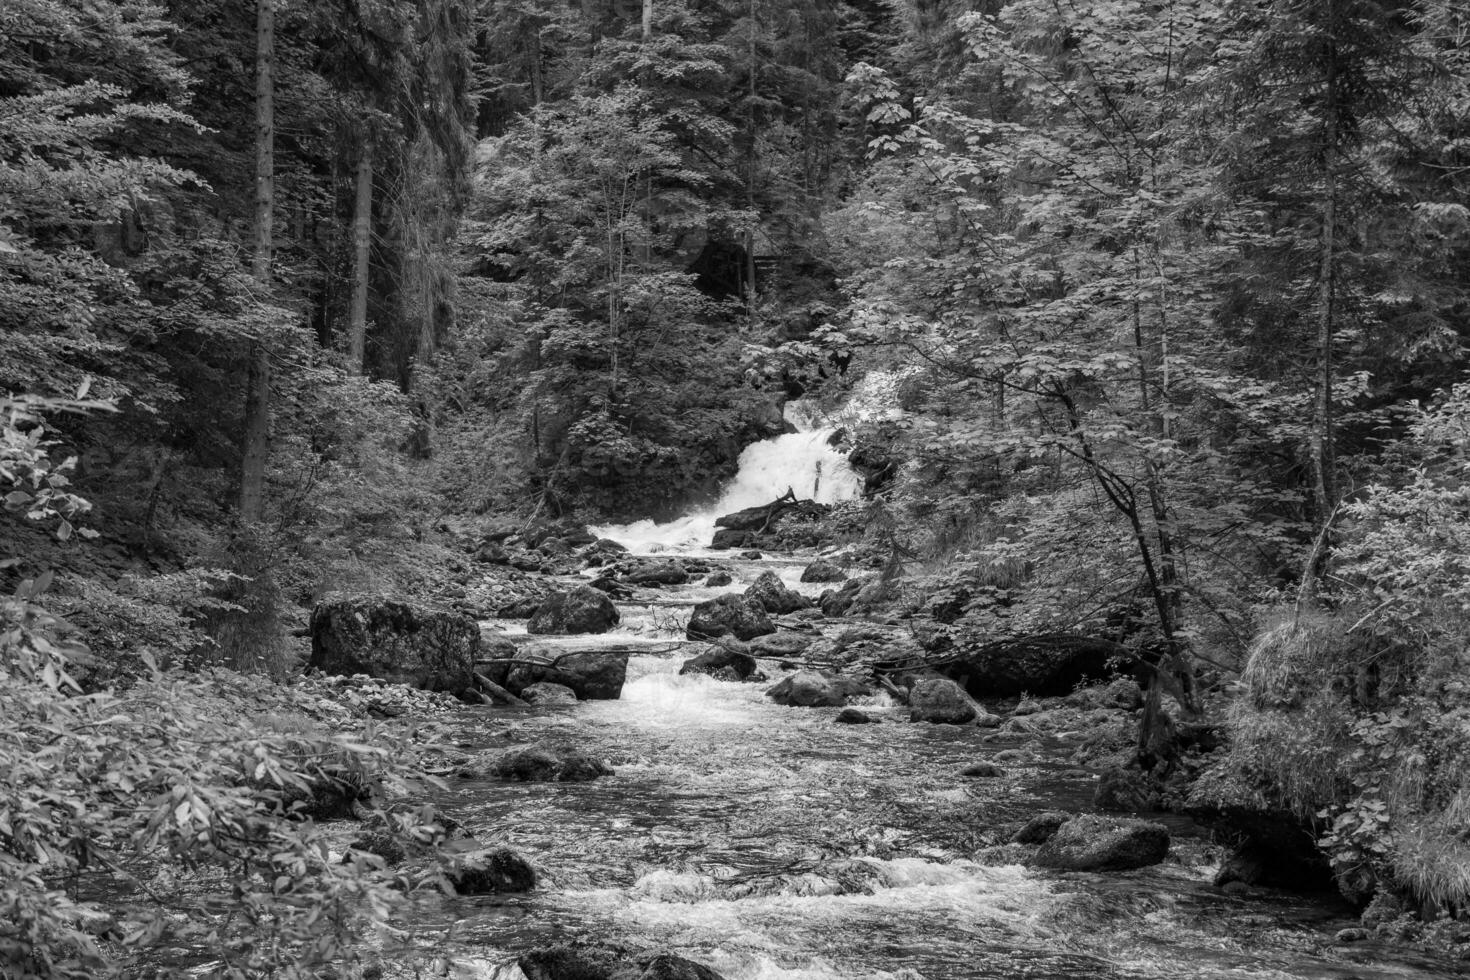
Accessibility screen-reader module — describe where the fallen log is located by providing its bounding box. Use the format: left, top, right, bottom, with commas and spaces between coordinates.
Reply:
474, 671, 529, 707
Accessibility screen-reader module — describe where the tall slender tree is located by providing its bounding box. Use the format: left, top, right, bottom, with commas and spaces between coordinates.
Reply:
240, 0, 275, 523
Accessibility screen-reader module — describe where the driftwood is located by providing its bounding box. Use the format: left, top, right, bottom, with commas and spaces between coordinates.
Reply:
473, 671, 528, 707
714, 488, 830, 535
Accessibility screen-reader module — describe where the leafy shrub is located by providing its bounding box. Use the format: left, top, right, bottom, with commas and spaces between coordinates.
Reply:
0, 580, 446, 978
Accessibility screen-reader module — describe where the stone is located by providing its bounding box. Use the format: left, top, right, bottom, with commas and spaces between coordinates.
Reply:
930, 634, 1119, 698
1033, 815, 1170, 871
1100, 677, 1145, 710
1335, 928, 1370, 943
1013, 699, 1043, 716
800, 559, 847, 583
818, 578, 865, 617
704, 571, 733, 587
309, 596, 478, 694
908, 677, 980, 725
446, 847, 536, 895
347, 831, 407, 867
492, 746, 613, 782
1094, 766, 1162, 812
625, 561, 689, 586
975, 712, 1003, 728
739, 549, 763, 560
710, 529, 754, 550
1012, 811, 1070, 844
680, 642, 758, 680
961, 762, 1004, 778
687, 594, 775, 641
765, 669, 867, 707
806, 625, 924, 667
1184, 763, 1335, 893
745, 571, 812, 614
521, 682, 579, 706
482, 649, 630, 700
637, 953, 729, 980
747, 632, 815, 658
527, 585, 620, 635
835, 707, 877, 724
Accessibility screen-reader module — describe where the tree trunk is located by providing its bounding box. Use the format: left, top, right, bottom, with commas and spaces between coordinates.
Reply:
744, 0, 758, 311
1305, 9, 1339, 599
348, 144, 372, 375
642, 0, 653, 39
240, 0, 274, 524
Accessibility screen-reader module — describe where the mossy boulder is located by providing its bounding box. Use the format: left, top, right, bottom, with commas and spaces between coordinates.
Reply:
446, 847, 536, 894
686, 594, 775, 641
1033, 815, 1169, 871
744, 571, 812, 614
766, 669, 868, 707
908, 677, 980, 725
309, 595, 478, 694
528, 585, 620, 635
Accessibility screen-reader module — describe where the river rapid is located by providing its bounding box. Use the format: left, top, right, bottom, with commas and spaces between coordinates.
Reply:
409, 396, 1463, 979
426, 551, 1462, 980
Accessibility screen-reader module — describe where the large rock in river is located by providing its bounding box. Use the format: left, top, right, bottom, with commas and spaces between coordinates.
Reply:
744, 570, 812, 614
480, 648, 630, 700
766, 669, 868, 707
686, 594, 774, 641
908, 677, 979, 725
934, 634, 1118, 697
528, 585, 620, 635
800, 559, 847, 583
1032, 814, 1169, 871
680, 641, 758, 680
624, 561, 689, 586
445, 847, 537, 895
310, 595, 477, 694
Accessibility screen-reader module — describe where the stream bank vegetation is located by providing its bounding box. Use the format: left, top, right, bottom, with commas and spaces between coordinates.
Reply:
3, 0, 1470, 973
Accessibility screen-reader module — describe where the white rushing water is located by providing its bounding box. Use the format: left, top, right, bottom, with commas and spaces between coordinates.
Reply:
591, 410, 864, 553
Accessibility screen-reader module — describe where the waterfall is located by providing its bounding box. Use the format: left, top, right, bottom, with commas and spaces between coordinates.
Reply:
591, 409, 864, 553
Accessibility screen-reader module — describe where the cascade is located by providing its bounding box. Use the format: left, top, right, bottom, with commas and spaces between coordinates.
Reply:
590, 410, 862, 552
591, 372, 912, 552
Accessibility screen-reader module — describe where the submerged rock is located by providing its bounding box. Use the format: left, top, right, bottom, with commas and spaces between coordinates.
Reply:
960, 761, 1005, 778
704, 571, 733, 587
1032, 814, 1169, 871
491, 746, 613, 782
835, 707, 878, 724
908, 677, 979, 725
446, 847, 536, 895
686, 594, 775, 641
309, 595, 478, 694
527, 585, 620, 635
766, 669, 868, 707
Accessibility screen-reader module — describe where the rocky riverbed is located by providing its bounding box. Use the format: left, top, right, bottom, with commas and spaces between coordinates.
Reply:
275, 529, 1470, 979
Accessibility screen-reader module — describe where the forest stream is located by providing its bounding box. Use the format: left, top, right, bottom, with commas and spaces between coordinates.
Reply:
405, 419, 1466, 980
423, 556, 1464, 980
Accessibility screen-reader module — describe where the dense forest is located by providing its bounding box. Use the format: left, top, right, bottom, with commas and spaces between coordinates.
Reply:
3, 0, 1470, 976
